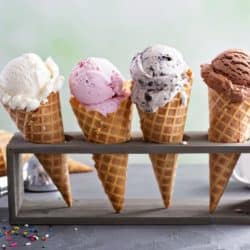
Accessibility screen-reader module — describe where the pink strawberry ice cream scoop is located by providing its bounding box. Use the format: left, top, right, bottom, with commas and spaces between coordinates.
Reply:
69, 57, 130, 116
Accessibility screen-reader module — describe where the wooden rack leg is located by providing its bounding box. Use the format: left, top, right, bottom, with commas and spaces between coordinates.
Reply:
7, 148, 22, 224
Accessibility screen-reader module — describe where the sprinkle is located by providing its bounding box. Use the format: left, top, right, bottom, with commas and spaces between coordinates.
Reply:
29, 235, 36, 241
29, 235, 39, 241
31, 235, 39, 241
181, 141, 187, 145
10, 242, 17, 247
0, 224, 52, 248
23, 231, 28, 236
41, 236, 47, 241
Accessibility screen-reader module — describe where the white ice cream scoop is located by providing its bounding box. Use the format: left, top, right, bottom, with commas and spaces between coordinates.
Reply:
0, 53, 64, 111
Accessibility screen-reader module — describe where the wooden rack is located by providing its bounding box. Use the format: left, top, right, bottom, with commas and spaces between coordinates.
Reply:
6, 132, 250, 225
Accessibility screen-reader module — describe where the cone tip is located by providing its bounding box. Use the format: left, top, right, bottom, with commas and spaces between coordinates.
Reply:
164, 200, 171, 208
113, 205, 123, 213
66, 198, 73, 207
209, 193, 220, 213
209, 203, 217, 213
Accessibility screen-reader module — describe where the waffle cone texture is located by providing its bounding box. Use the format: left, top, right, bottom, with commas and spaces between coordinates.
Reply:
0, 130, 30, 176
70, 96, 132, 213
0, 130, 12, 176
5, 92, 72, 207
208, 88, 250, 213
0, 148, 5, 177
138, 76, 193, 208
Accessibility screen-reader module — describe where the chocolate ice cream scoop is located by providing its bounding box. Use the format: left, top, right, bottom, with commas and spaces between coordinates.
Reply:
201, 49, 250, 102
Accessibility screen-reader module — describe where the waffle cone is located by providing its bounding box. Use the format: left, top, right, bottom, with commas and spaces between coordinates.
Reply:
138, 74, 192, 208
0, 148, 5, 177
5, 92, 72, 207
67, 158, 93, 173
208, 88, 250, 213
0, 130, 13, 176
70, 96, 132, 213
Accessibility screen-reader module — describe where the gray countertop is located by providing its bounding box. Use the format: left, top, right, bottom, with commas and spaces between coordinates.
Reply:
0, 164, 250, 250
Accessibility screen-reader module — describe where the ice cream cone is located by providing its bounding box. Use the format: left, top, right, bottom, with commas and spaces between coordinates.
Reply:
5, 92, 72, 207
208, 88, 250, 213
137, 74, 192, 208
70, 96, 132, 212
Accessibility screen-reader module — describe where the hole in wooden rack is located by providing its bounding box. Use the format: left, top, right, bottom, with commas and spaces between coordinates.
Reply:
65, 134, 74, 142
232, 200, 250, 215
234, 208, 245, 214
183, 134, 191, 141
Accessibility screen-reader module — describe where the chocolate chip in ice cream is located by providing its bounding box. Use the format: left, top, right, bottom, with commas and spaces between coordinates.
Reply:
138, 79, 144, 86
159, 55, 172, 61
145, 93, 152, 102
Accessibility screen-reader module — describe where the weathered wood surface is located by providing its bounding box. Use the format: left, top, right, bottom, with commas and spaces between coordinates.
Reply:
13, 198, 250, 225
7, 132, 250, 154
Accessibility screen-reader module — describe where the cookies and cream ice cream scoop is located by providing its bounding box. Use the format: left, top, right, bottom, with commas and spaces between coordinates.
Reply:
130, 44, 191, 112
0, 53, 64, 111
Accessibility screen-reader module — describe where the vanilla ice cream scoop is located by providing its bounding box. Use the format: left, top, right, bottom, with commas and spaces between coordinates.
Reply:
130, 44, 191, 112
0, 53, 64, 111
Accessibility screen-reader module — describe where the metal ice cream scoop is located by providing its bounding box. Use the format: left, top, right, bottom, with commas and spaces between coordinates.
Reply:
23, 156, 57, 192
